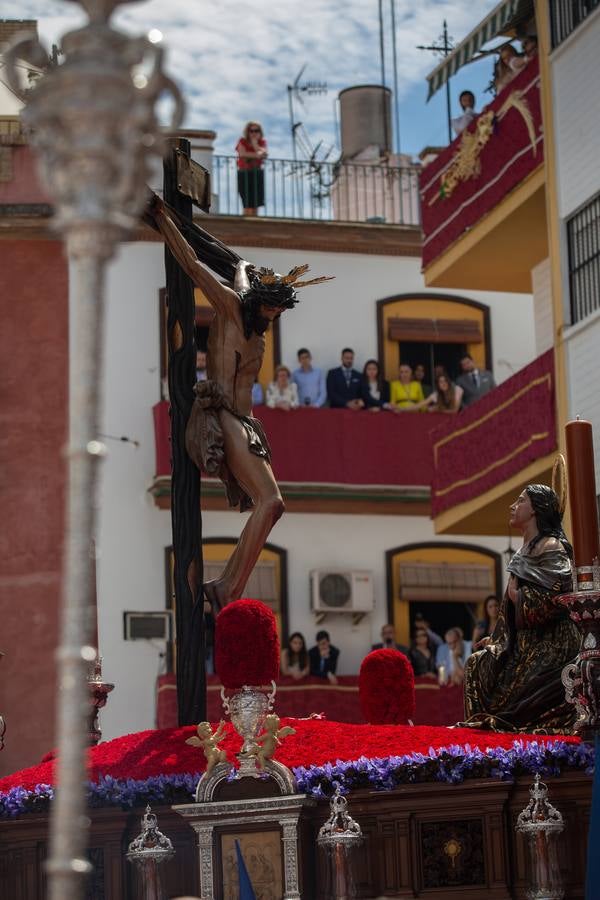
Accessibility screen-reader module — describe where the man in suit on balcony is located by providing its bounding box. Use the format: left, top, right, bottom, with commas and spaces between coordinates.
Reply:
456, 353, 496, 407
327, 348, 364, 409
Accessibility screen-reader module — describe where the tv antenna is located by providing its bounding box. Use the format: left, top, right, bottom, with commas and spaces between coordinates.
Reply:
417, 21, 455, 143
287, 65, 328, 163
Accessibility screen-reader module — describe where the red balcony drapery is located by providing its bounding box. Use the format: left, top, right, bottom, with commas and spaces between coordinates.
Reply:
420, 58, 543, 269
156, 674, 465, 728
431, 349, 556, 517
153, 403, 446, 488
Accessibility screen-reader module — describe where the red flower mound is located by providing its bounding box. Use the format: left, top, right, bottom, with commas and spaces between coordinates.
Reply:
0, 721, 579, 794
359, 649, 416, 724
214, 598, 280, 689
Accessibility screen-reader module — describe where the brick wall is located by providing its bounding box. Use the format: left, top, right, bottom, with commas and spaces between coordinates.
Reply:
0, 239, 68, 776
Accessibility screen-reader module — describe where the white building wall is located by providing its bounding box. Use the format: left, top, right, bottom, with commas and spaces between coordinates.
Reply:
551, 8, 600, 219
231, 244, 534, 379
552, 10, 600, 472
97, 237, 534, 741
531, 258, 554, 355
565, 311, 600, 483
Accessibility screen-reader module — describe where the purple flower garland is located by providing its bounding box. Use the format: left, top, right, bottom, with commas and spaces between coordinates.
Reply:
0, 740, 593, 819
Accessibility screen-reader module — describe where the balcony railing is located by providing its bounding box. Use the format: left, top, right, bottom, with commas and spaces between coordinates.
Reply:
420, 57, 543, 269
431, 349, 556, 517
210, 155, 421, 226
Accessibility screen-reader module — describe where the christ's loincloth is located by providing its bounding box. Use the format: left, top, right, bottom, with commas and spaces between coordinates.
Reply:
185, 380, 271, 511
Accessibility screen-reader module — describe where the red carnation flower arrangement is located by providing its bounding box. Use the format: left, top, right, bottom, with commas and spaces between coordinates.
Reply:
359, 649, 415, 725
214, 599, 280, 689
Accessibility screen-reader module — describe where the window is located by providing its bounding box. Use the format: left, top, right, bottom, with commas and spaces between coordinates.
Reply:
567, 193, 600, 324
550, 0, 600, 47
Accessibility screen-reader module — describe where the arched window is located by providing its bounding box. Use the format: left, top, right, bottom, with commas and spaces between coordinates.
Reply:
377, 293, 492, 387
385, 541, 502, 646
164, 540, 289, 672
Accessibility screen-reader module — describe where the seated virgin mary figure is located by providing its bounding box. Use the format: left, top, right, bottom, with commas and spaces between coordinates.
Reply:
462, 484, 579, 733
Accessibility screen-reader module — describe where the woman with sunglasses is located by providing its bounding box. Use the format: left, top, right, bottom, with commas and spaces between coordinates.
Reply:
236, 121, 268, 216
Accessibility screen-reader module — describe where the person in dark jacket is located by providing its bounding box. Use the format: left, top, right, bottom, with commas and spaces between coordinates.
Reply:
309, 630, 340, 683
360, 359, 391, 411
327, 348, 364, 409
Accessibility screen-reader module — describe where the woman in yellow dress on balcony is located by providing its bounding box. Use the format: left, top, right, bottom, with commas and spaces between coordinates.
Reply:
389, 363, 425, 411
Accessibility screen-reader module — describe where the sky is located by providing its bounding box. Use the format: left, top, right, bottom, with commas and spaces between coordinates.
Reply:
4, 0, 502, 160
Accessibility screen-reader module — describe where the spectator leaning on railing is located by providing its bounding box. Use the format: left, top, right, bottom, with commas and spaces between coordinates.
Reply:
416, 372, 463, 413
326, 348, 364, 410
414, 362, 432, 398
309, 630, 340, 684
266, 365, 299, 410
389, 363, 424, 411
235, 121, 268, 216
409, 625, 437, 678
292, 347, 327, 407
494, 44, 526, 93
451, 90, 477, 137
436, 627, 472, 686
360, 359, 391, 411
455, 353, 496, 407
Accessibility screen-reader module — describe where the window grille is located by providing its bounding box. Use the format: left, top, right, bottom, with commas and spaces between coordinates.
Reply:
567, 193, 600, 324
550, 0, 600, 47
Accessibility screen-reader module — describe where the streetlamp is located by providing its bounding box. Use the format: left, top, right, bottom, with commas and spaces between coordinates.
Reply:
5, 4, 183, 899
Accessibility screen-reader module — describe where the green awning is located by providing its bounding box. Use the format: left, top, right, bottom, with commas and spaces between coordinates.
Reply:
426, 0, 529, 100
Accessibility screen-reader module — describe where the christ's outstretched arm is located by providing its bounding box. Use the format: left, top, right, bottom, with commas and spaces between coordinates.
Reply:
150, 198, 239, 313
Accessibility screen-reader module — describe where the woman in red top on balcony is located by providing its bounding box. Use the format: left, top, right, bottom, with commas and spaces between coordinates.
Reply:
236, 121, 268, 216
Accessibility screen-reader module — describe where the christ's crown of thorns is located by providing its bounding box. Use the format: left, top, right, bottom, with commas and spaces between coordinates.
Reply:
256, 264, 334, 288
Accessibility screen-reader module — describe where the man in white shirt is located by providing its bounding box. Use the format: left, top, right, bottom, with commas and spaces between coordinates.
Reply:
451, 91, 477, 137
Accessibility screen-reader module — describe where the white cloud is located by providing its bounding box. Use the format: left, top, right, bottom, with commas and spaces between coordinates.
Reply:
4, 0, 500, 157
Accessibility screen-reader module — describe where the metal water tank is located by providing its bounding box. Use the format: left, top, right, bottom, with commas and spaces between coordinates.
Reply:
339, 85, 392, 160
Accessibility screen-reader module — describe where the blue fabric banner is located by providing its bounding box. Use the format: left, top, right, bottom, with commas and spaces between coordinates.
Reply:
235, 839, 257, 900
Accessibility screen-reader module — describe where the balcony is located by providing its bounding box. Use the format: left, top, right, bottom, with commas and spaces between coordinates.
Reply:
151, 403, 451, 515
420, 58, 547, 293
211, 155, 421, 226
431, 349, 557, 535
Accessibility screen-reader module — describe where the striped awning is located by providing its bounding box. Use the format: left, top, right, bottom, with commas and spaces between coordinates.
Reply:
426, 0, 524, 100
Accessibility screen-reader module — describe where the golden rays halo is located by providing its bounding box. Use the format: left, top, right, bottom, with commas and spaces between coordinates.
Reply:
256, 265, 335, 289
552, 453, 567, 517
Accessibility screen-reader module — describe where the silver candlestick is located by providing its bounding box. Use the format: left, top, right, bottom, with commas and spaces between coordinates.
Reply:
516, 774, 565, 900
87, 656, 114, 745
4, 6, 182, 900
317, 787, 363, 900
127, 805, 175, 900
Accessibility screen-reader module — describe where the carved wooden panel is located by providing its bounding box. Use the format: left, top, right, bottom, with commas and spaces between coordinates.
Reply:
85, 847, 105, 899
418, 818, 485, 889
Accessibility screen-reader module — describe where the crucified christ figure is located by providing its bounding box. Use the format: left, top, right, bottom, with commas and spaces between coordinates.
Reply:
149, 197, 332, 610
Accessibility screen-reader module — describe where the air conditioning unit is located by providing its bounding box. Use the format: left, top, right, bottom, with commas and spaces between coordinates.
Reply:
123, 611, 173, 641
310, 570, 374, 613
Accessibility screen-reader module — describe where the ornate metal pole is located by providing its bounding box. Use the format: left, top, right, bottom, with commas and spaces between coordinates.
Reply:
5, 5, 182, 900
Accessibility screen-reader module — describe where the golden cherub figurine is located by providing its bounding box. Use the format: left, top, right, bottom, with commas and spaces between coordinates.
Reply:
186, 720, 228, 776
254, 714, 295, 770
